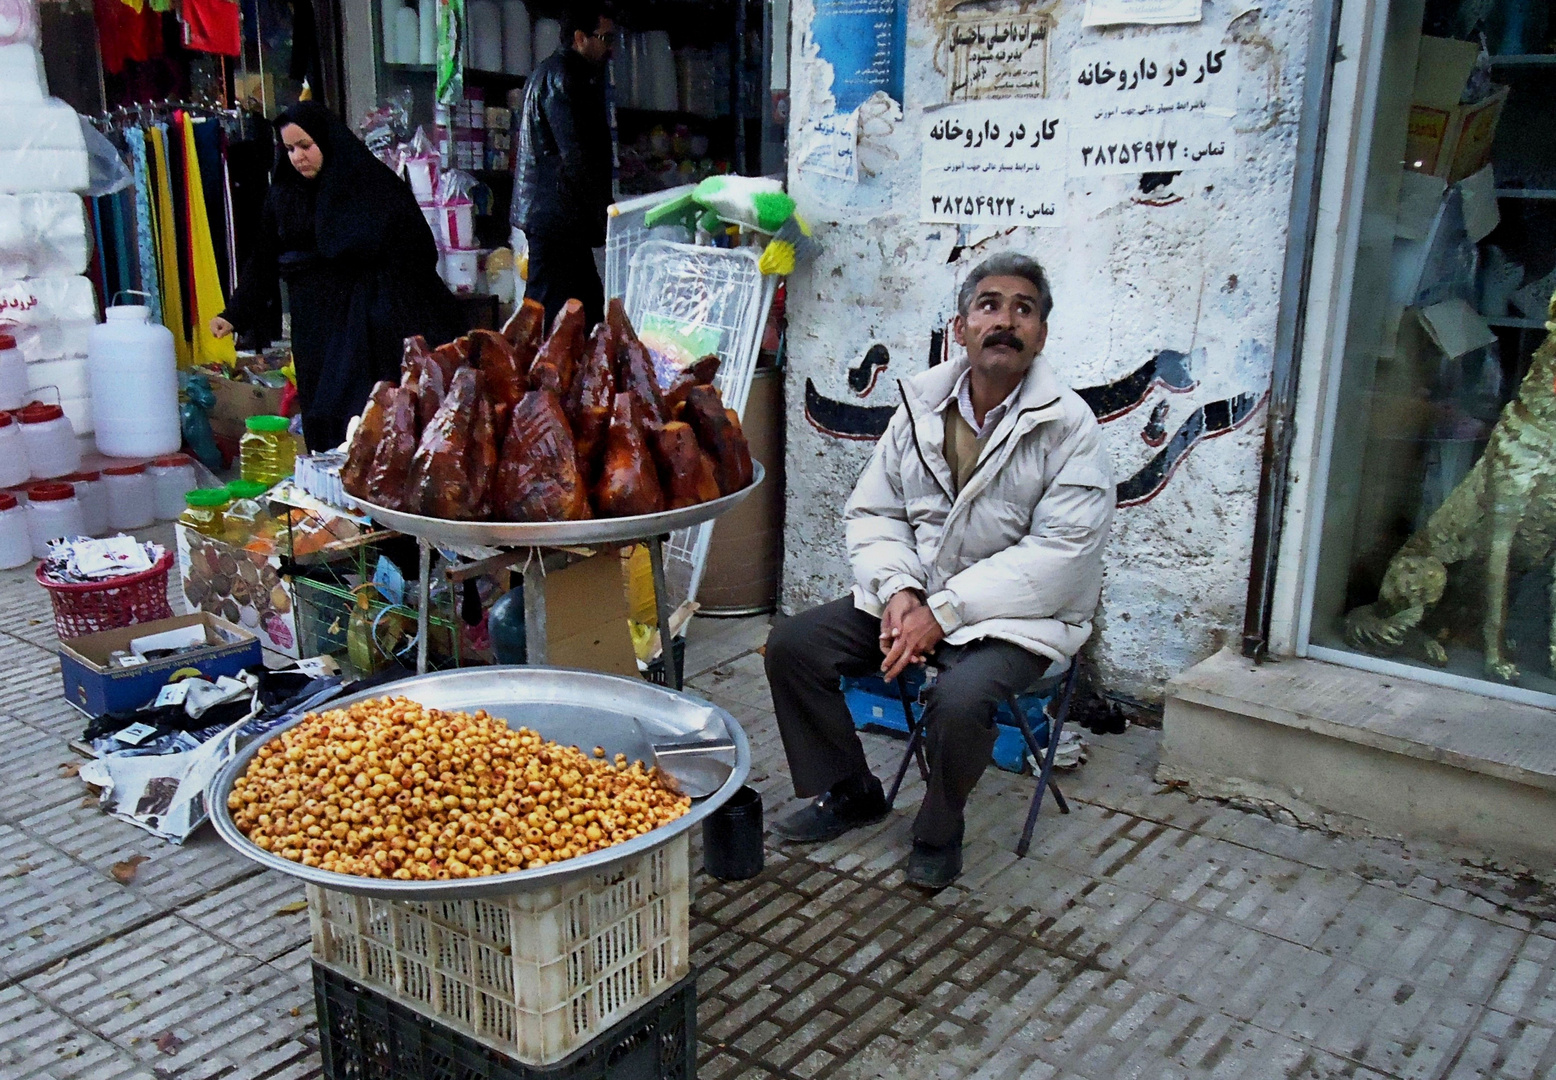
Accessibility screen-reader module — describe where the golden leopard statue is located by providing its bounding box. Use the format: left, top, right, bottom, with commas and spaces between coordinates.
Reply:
1345, 286, 1556, 681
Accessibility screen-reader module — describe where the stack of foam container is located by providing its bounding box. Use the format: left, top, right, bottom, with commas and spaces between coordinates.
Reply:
0, 8, 97, 439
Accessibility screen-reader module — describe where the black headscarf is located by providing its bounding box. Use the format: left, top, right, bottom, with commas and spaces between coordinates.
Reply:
273, 102, 427, 261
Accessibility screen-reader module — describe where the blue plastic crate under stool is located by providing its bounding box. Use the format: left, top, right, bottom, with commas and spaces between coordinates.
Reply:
841, 671, 1052, 773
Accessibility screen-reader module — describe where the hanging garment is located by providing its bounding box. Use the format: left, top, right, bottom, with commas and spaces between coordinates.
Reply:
190, 117, 230, 300
181, 0, 241, 55
225, 118, 279, 343
147, 124, 190, 369
179, 113, 236, 366
166, 115, 194, 344
94, 0, 164, 74
126, 126, 162, 321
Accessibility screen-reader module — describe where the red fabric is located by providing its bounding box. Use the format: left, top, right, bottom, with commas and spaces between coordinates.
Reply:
94, 1, 165, 75
180, 0, 240, 56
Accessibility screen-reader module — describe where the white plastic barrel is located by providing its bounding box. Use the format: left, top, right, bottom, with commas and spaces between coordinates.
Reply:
0, 493, 29, 569
102, 463, 154, 530
0, 411, 29, 487
26, 481, 83, 560
0, 331, 26, 411
17, 402, 80, 479
61, 470, 105, 536
147, 454, 197, 520
88, 303, 180, 459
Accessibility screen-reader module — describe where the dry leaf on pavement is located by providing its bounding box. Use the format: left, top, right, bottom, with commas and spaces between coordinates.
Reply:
154, 1030, 183, 1054
274, 900, 308, 915
110, 855, 150, 883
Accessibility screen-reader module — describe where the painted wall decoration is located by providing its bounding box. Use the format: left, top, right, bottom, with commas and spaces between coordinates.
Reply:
802, 342, 1261, 509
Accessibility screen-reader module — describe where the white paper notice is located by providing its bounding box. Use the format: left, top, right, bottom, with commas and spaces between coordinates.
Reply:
920, 100, 1067, 226
797, 111, 859, 183
947, 14, 1051, 100
1083, 0, 1202, 27
1070, 36, 1237, 174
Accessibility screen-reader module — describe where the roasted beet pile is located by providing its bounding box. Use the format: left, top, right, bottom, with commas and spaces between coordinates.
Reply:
341, 297, 754, 522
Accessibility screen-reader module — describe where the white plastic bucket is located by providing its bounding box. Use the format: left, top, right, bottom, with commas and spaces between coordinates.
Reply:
102, 463, 154, 530
88, 303, 180, 458
61, 470, 105, 536
17, 402, 80, 479
26, 481, 82, 560
441, 248, 481, 294
0, 412, 29, 487
0, 493, 29, 569
148, 454, 197, 520
0, 331, 25, 411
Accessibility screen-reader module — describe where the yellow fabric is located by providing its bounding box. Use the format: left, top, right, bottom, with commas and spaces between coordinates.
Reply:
943, 406, 985, 495
147, 126, 190, 371
120, 0, 144, 14
181, 118, 236, 367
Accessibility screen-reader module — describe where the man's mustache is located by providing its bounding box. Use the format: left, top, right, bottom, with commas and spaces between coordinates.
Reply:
982, 330, 1024, 352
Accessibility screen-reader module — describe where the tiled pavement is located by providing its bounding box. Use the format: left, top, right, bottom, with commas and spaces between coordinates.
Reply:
2, 535, 1555, 1079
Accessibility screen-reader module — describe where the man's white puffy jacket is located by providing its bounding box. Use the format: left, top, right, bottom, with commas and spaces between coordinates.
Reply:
845, 355, 1115, 664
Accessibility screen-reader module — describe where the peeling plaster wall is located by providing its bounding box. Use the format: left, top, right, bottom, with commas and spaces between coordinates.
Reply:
780, 0, 1314, 701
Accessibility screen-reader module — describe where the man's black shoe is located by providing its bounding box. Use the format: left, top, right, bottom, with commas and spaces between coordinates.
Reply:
772, 774, 888, 843
906, 833, 963, 889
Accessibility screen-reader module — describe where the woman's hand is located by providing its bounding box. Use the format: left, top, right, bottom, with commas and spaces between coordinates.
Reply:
209, 316, 234, 339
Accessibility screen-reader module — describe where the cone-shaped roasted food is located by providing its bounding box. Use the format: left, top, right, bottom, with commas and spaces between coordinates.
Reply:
649, 420, 722, 509
363, 385, 420, 511
341, 381, 397, 497
595, 392, 667, 517
405, 367, 487, 519
567, 324, 615, 480
533, 299, 586, 400
494, 389, 593, 521
661, 353, 721, 415
468, 329, 526, 411
683, 384, 754, 496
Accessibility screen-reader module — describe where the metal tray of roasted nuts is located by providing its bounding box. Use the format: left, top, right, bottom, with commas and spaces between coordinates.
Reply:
348, 463, 763, 548
205, 666, 750, 899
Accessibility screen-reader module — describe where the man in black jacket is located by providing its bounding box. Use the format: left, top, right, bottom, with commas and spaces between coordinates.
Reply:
511, 0, 616, 327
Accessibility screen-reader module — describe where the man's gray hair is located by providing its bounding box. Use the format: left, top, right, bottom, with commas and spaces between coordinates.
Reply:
956, 253, 1053, 321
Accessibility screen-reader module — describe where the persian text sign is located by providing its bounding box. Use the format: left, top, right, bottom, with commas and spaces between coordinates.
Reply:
1070, 36, 1237, 173
947, 14, 1051, 100
920, 100, 1067, 226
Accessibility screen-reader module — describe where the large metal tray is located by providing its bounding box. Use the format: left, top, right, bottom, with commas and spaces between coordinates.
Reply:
205, 667, 750, 900
350, 463, 763, 547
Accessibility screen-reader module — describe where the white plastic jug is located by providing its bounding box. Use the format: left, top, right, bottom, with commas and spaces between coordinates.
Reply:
18, 402, 79, 479
502, 0, 531, 75
88, 302, 180, 459
26, 481, 83, 560
0, 493, 29, 569
0, 330, 25, 411
0, 411, 29, 487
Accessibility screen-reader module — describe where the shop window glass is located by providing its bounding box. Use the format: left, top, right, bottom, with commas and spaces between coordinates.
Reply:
1309, 0, 1556, 693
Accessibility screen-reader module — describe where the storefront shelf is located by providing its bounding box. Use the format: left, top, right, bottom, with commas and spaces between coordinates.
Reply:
1487, 54, 1556, 67
1495, 188, 1556, 199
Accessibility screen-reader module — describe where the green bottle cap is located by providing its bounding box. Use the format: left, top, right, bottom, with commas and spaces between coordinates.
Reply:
245, 414, 291, 433
185, 488, 230, 508
225, 479, 270, 499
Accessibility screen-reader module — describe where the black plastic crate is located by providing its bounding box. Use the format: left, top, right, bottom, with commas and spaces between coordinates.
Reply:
643, 635, 686, 687
313, 963, 697, 1080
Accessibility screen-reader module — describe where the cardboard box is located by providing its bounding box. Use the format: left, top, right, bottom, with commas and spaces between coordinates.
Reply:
544, 552, 637, 677
1405, 37, 1508, 184
177, 524, 299, 657
59, 612, 262, 717
207, 370, 286, 443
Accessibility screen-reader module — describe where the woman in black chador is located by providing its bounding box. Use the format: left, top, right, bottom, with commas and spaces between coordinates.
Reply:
212, 102, 461, 449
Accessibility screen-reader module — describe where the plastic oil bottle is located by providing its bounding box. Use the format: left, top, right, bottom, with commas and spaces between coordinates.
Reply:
240, 415, 296, 485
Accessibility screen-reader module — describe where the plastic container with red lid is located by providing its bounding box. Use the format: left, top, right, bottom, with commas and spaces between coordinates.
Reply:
0, 489, 26, 569
0, 330, 23, 412
0, 410, 28, 488
61, 470, 106, 536
103, 463, 154, 531
26, 480, 83, 560
148, 455, 198, 521
18, 402, 80, 480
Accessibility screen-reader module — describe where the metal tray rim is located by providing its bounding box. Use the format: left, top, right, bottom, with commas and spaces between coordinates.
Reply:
204, 666, 750, 899
349, 463, 764, 546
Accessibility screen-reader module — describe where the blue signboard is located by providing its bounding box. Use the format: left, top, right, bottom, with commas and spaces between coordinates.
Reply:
811, 0, 906, 113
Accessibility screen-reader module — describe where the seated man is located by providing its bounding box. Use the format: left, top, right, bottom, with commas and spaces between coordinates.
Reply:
765, 253, 1114, 888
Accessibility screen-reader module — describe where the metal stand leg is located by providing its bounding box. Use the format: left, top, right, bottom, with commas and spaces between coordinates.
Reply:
885, 676, 929, 810
416, 539, 431, 675
522, 550, 548, 665
647, 535, 680, 689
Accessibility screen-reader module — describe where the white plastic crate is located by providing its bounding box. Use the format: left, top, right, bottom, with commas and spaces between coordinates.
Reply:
307, 833, 690, 1066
